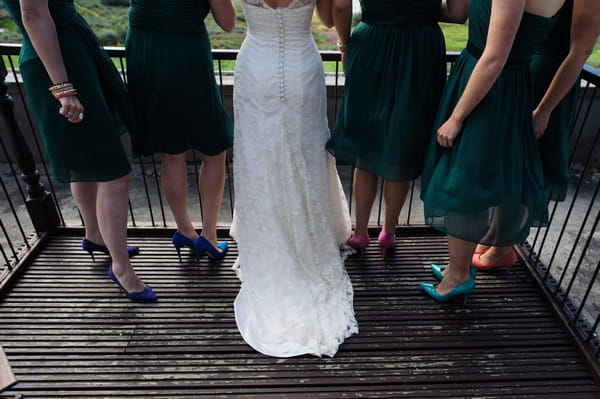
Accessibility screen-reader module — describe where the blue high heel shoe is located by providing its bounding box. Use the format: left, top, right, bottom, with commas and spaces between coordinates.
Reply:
420, 276, 476, 305
82, 238, 139, 261
172, 232, 195, 262
431, 264, 477, 281
108, 264, 157, 302
194, 235, 228, 262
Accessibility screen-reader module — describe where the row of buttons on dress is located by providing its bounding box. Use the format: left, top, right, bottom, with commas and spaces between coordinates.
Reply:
277, 8, 285, 102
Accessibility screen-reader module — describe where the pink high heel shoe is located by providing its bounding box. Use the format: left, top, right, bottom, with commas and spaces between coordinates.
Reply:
377, 231, 396, 258
347, 232, 370, 258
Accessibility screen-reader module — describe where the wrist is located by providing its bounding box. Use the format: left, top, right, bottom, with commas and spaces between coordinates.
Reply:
337, 40, 348, 52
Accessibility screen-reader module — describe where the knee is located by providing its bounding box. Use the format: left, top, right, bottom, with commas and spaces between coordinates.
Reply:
199, 151, 227, 164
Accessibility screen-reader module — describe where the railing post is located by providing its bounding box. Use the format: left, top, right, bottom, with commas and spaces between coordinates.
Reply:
0, 57, 59, 232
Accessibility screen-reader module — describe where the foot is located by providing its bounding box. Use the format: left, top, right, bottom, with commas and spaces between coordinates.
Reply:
435, 271, 473, 296
474, 244, 490, 255
473, 247, 517, 271
110, 264, 147, 293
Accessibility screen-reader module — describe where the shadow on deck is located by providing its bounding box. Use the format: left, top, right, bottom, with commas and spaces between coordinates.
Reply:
1, 227, 599, 398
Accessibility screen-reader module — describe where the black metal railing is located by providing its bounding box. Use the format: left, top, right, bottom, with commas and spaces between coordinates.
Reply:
1, 44, 600, 371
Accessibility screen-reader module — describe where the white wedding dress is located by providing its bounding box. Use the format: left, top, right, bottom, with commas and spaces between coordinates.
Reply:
231, 0, 358, 357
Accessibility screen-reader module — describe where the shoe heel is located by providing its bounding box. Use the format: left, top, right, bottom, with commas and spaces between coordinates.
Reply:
463, 294, 470, 305
88, 251, 95, 262
175, 246, 182, 263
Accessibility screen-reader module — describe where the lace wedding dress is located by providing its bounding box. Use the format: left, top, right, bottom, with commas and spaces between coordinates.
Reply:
231, 0, 358, 357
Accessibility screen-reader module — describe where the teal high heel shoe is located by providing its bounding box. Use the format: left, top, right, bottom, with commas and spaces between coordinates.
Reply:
420, 276, 476, 305
431, 264, 477, 281
172, 232, 195, 262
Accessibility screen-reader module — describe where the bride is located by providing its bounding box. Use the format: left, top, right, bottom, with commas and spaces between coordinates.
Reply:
231, 0, 358, 357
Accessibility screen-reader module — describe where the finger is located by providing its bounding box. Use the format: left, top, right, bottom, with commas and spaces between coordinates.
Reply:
67, 112, 84, 124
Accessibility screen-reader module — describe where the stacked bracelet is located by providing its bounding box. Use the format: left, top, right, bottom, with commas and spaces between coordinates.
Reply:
49, 82, 77, 99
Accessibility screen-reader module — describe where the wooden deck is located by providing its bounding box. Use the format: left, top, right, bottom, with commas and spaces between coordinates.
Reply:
1, 228, 599, 398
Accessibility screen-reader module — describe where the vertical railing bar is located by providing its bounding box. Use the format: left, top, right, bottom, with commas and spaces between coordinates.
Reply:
128, 197, 136, 228
546, 126, 600, 271
405, 180, 416, 225
137, 156, 156, 227
149, 154, 166, 227
537, 198, 562, 279
558, 183, 600, 301
0, 175, 29, 245
0, 237, 11, 270
0, 218, 18, 260
334, 59, 339, 120
192, 150, 203, 226
226, 150, 234, 218
587, 303, 600, 345
6, 55, 65, 226
0, 132, 28, 205
376, 179, 383, 227
118, 56, 127, 85
218, 59, 225, 101
348, 165, 355, 218
572, 252, 600, 324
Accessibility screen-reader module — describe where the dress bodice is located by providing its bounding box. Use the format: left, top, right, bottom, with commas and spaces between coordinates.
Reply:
467, 0, 557, 67
358, 0, 441, 26
128, 0, 210, 33
240, 0, 316, 44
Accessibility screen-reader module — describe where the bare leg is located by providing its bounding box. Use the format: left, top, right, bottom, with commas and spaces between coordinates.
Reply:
436, 235, 476, 295
162, 152, 198, 240
198, 151, 227, 248
353, 168, 378, 236
96, 173, 146, 293
382, 180, 410, 234
70, 182, 103, 244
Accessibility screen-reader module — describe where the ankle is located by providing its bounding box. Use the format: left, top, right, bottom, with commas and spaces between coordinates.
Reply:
177, 228, 198, 240
85, 235, 104, 246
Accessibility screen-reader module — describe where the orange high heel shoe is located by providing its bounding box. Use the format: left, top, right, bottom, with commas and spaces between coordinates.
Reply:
472, 250, 517, 272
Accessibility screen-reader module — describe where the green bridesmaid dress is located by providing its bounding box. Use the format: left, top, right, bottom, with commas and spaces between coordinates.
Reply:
530, 0, 578, 202
126, 0, 233, 157
421, 0, 556, 246
326, 0, 446, 182
3, 0, 135, 183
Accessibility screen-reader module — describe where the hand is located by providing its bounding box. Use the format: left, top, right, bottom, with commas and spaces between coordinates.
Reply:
58, 95, 84, 124
437, 115, 463, 147
532, 108, 550, 139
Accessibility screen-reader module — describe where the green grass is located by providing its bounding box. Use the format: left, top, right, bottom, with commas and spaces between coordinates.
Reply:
0, 1, 598, 68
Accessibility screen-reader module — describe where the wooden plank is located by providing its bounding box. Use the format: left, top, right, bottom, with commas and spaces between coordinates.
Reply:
1, 230, 599, 398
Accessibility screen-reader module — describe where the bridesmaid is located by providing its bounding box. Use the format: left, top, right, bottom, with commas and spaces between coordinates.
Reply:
126, 0, 235, 262
473, 0, 600, 270
420, 0, 566, 303
326, 0, 469, 258
2, 0, 155, 301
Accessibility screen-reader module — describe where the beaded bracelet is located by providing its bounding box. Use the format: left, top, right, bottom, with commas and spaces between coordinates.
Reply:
337, 40, 348, 52
53, 88, 78, 99
49, 82, 77, 100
